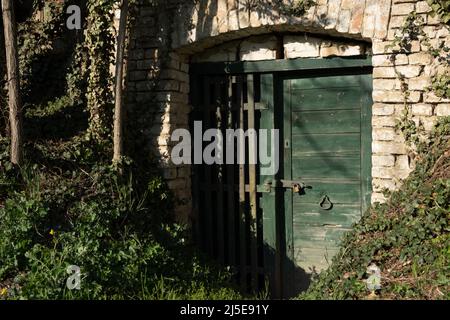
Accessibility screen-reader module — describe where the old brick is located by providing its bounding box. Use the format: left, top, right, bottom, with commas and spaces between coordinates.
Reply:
435, 104, 450, 116
391, 3, 415, 15
349, 2, 365, 34
373, 66, 397, 78
373, 178, 397, 191
373, 54, 408, 66
419, 116, 438, 131
284, 36, 321, 58
129, 71, 147, 81
179, 82, 189, 94
341, 0, 353, 10
373, 104, 395, 115
408, 76, 431, 91
136, 81, 153, 91
155, 91, 188, 104
159, 69, 189, 82
373, 40, 420, 54
372, 192, 387, 204
408, 52, 432, 65
136, 60, 157, 70
240, 36, 277, 61
373, 90, 421, 103
416, 1, 432, 13
437, 27, 450, 38
412, 103, 433, 116
372, 141, 407, 154
372, 167, 394, 179
428, 15, 441, 25
373, 79, 401, 90
373, 128, 396, 141
325, 0, 341, 30
374, 0, 392, 39
320, 43, 364, 57
372, 116, 397, 127
129, 49, 144, 60
395, 155, 411, 170
158, 80, 179, 91
389, 15, 406, 28
373, 155, 396, 167
362, 0, 377, 38
144, 48, 158, 59
396, 65, 422, 78
423, 26, 437, 38
424, 92, 445, 103
336, 9, 351, 33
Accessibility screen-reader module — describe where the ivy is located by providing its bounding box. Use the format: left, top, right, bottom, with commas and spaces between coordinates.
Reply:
300, 117, 450, 300
387, 12, 427, 147
430, 73, 450, 98
427, 0, 450, 25
425, 1, 450, 99
387, 9, 450, 148
18, 2, 67, 105
84, 0, 116, 145
274, 0, 315, 16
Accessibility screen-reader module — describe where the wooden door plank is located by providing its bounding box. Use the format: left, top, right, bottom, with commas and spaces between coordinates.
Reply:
291, 110, 361, 134
360, 74, 373, 214
282, 78, 294, 298
259, 73, 277, 297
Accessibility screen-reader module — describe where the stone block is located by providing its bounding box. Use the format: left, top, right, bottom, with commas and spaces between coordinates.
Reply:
284, 36, 321, 58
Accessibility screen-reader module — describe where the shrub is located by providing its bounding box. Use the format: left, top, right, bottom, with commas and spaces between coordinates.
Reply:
299, 117, 450, 300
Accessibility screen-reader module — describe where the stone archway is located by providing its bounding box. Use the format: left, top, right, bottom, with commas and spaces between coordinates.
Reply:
124, 0, 449, 223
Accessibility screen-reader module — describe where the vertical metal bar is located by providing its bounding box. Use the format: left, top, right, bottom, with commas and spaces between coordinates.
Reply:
227, 76, 236, 268
247, 74, 258, 292
237, 75, 247, 291
191, 74, 202, 248
203, 76, 213, 257
215, 78, 225, 264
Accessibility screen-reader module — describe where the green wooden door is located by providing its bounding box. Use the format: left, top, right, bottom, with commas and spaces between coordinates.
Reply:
282, 71, 373, 296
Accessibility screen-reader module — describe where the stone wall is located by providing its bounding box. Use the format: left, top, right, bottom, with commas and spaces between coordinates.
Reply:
124, 0, 450, 222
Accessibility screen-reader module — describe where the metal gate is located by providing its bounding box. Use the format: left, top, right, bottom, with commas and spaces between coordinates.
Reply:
190, 72, 278, 295
190, 57, 373, 298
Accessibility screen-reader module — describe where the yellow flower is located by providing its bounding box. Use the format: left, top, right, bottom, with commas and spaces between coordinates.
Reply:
49, 229, 55, 236
0, 288, 7, 296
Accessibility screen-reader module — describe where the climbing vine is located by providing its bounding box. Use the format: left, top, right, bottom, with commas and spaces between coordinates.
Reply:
388, 12, 426, 147
425, 0, 450, 99
388, 6, 450, 148
84, 0, 116, 145
274, 0, 315, 16
426, 0, 450, 25
18, 2, 67, 105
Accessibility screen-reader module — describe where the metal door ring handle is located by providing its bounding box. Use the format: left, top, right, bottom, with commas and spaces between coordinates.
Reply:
319, 195, 333, 210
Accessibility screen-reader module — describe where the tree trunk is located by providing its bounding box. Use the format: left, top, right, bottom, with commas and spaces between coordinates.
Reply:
2, 0, 23, 165
113, 0, 129, 164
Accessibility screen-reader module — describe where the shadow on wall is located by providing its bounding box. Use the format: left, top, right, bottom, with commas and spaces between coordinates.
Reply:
171, 0, 362, 55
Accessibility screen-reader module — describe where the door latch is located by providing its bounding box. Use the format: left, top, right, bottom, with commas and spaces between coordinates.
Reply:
292, 183, 302, 193
263, 179, 307, 193
281, 180, 306, 193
